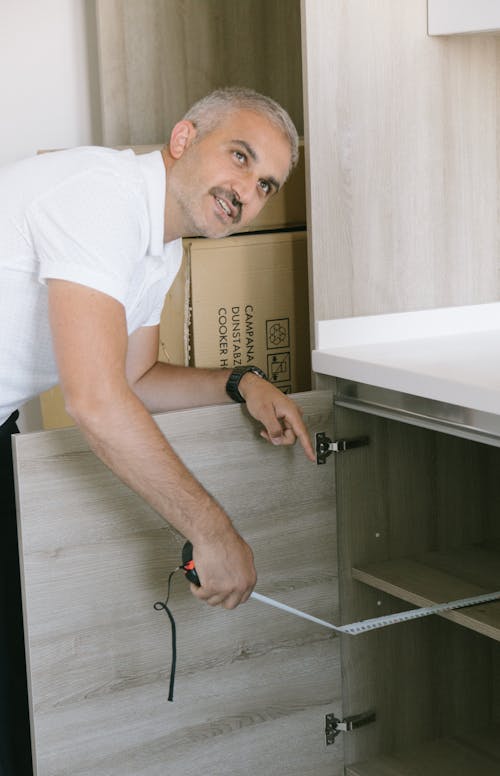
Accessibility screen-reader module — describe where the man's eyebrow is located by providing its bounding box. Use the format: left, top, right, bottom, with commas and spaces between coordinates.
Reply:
232, 139, 281, 192
232, 139, 258, 162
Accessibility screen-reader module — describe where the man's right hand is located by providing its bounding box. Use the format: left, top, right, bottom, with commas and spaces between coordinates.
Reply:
188, 529, 257, 609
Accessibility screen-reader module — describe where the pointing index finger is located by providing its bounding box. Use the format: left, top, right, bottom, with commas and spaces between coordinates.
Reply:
275, 401, 316, 462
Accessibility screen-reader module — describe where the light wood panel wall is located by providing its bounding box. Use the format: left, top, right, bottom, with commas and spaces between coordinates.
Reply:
301, 0, 500, 327
96, 0, 303, 146
14, 393, 341, 775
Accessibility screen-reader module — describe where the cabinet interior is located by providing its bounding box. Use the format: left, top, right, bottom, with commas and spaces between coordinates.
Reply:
334, 404, 500, 774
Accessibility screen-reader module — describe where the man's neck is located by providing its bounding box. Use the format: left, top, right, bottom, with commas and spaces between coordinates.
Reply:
161, 146, 183, 244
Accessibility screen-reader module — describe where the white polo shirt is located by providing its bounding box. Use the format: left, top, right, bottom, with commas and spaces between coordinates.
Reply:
0, 147, 182, 425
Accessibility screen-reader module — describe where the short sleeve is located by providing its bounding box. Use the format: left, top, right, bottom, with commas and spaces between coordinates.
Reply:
139, 239, 184, 328
25, 165, 149, 305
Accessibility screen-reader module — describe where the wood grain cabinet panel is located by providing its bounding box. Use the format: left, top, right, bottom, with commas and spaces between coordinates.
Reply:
301, 0, 500, 325
14, 392, 341, 776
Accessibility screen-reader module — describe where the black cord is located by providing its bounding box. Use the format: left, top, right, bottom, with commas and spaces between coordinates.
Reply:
154, 567, 180, 702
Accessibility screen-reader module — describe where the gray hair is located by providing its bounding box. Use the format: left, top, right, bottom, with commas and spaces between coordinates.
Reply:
183, 87, 299, 173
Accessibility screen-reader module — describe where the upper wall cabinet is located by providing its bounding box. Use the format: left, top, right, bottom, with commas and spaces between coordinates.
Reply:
428, 0, 500, 35
301, 0, 500, 324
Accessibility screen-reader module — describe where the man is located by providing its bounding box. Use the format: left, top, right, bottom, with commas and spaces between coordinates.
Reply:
0, 87, 314, 774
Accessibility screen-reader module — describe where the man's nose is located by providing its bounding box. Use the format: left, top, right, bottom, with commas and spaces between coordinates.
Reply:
233, 175, 257, 205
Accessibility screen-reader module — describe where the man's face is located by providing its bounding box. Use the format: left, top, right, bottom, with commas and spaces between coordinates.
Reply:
166, 110, 292, 239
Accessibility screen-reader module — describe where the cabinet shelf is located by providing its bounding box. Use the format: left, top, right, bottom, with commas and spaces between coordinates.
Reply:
346, 725, 500, 776
352, 545, 500, 641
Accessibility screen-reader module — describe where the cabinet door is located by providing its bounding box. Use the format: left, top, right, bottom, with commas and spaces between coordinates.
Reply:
13, 391, 342, 776
428, 0, 500, 35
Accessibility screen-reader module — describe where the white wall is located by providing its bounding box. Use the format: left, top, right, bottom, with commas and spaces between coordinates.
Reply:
0, 0, 101, 166
1, 0, 101, 429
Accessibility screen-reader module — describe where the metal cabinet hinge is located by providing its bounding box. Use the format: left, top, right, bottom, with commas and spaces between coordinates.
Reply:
315, 432, 370, 464
325, 710, 376, 745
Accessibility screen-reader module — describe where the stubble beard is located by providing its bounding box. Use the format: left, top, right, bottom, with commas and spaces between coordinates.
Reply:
169, 171, 241, 239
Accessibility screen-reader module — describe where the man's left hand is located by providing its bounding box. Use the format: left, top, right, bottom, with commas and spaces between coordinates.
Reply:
238, 372, 316, 462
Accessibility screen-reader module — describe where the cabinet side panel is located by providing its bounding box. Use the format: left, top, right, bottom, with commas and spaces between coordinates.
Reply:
14, 392, 342, 775
302, 0, 500, 321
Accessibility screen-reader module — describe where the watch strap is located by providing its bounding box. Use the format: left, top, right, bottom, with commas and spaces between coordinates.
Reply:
226, 365, 268, 403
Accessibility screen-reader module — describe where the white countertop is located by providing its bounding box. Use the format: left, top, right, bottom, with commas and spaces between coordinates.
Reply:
312, 302, 500, 416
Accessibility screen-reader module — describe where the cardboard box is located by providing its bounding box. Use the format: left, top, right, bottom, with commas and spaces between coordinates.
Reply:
188, 230, 311, 393
39, 385, 72, 429
158, 253, 190, 366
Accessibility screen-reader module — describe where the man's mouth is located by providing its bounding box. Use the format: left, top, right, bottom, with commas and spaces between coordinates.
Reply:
215, 196, 233, 218
211, 189, 242, 224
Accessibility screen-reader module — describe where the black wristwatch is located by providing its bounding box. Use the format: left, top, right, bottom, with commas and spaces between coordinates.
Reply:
225, 365, 268, 403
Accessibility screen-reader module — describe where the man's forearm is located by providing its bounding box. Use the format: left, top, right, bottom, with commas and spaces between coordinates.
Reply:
132, 361, 232, 413
72, 386, 231, 543
132, 360, 316, 461
69, 386, 257, 608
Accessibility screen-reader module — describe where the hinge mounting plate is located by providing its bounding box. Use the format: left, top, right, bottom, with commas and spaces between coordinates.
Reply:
325, 710, 376, 745
315, 432, 370, 464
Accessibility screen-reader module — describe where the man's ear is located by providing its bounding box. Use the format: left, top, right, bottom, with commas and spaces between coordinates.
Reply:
168, 120, 197, 159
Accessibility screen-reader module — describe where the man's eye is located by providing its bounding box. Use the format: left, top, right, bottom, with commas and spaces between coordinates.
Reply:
259, 179, 271, 195
234, 151, 246, 164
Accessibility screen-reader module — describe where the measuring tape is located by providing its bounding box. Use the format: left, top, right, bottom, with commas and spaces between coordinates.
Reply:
252, 589, 500, 635
156, 545, 500, 701
181, 542, 500, 636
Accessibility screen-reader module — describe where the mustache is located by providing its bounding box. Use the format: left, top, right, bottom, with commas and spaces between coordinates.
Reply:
210, 187, 242, 223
